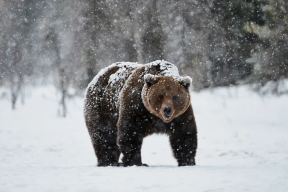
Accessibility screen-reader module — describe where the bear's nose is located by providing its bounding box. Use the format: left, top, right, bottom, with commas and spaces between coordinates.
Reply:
163, 106, 172, 115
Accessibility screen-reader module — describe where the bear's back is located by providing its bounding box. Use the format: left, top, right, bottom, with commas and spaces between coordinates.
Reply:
84, 62, 143, 121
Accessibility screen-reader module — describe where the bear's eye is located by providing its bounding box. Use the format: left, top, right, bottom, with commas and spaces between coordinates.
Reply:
159, 94, 164, 100
172, 96, 178, 100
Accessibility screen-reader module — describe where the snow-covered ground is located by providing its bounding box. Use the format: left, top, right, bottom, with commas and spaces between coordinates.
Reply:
1, 85, 288, 192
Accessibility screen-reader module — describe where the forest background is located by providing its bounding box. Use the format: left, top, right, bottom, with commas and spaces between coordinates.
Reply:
0, 0, 287, 116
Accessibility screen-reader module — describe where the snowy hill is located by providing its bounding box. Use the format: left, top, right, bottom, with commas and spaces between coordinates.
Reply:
0, 86, 288, 192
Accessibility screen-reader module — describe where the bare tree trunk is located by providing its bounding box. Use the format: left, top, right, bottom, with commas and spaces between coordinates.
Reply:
11, 91, 17, 110
85, 47, 96, 85
21, 85, 25, 105
55, 42, 66, 118
46, 27, 67, 117
206, 60, 214, 89
59, 68, 67, 117
191, 53, 204, 92
10, 73, 23, 110
131, 2, 144, 64
9, 38, 24, 110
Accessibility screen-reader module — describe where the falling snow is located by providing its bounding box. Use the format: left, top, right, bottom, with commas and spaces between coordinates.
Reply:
1, 1, 288, 191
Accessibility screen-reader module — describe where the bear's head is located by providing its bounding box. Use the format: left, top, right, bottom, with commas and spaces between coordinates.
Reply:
142, 74, 192, 123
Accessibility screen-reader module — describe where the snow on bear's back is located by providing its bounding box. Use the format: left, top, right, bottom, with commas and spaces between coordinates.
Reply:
145, 60, 180, 77
87, 62, 142, 88
86, 62, 142, 94
85, 60, 180, 96
108, 62, 143, 86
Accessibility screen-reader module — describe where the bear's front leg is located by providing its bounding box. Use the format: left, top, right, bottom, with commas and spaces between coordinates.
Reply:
169, 131, 197, 166
117, 83, 150, 167
169, 107, 197, 166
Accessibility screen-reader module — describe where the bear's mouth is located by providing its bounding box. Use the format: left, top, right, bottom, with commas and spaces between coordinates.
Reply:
163, 114, 171, 121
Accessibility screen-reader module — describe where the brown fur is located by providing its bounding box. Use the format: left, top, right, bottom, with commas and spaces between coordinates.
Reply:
84, 61, 197, 167
142, 76, 191, 123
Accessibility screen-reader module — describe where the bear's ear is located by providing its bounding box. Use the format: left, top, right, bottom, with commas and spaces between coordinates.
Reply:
178, 76, 192, 90
144, 74, 158, 87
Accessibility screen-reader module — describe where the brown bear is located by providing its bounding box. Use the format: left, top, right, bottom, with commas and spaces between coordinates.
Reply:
84, 60, 197, 167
